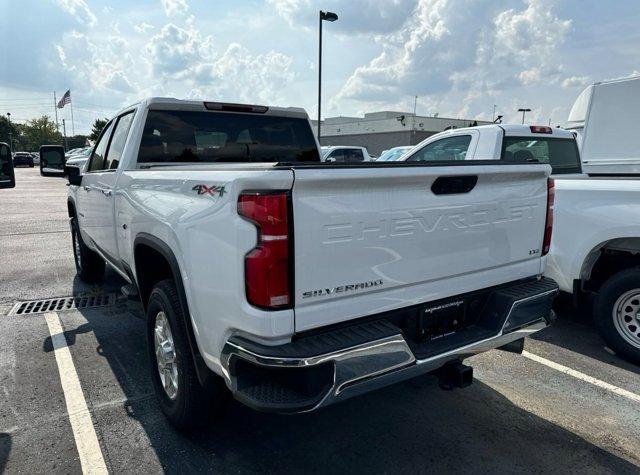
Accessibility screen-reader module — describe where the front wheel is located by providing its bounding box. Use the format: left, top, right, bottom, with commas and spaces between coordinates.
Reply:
147, 279, 227, 430
594, 268, 640, 364
71, 218, 105, 283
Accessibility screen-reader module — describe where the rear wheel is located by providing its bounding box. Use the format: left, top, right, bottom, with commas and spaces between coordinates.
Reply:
594, 268, 640, 364
71, 218, 104, 283
147, 279, 227, 430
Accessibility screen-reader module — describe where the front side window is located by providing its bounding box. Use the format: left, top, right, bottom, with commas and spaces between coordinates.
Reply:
137, 110, 320, 164
502, 137, 581, 174
406, 135, 472, 162
104, 112, 135, 170
87, 121, 114, 172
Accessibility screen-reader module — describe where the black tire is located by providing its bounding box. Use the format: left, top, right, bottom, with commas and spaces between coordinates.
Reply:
70, 218, 105, 283
147, 279, 227, 430
594, 268, 640, 365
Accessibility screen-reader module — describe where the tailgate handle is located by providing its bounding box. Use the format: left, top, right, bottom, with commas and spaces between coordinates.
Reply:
431, 175, 478, 195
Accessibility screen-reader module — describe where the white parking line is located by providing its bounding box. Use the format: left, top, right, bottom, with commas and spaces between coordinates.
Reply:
44, 312, 108, 474
522, 350, 640, 403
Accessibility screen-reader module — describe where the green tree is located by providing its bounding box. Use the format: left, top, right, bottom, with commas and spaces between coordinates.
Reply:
20, 116, 63, 151
89, 118, 109, 142
67, 135, 89, 149
0, 116, 21, 151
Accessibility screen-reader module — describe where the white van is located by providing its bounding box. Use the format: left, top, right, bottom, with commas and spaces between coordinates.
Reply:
566, 76, 640, 174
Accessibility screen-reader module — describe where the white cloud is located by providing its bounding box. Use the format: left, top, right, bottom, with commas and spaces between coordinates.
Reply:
145, 23, 295, 103
267, 0, 417, 34
146, 23, 214, 77
134, 22, 154, 34
335, 0, 571, 119
56, 31, 136, 95
562, 75, 590, 88
103, 71, 136, 93
493, 1, 571, 85
191, 43, 295, 103
161, 0, 189, 17
54, 0, 97, 27
54, 11, 297, 108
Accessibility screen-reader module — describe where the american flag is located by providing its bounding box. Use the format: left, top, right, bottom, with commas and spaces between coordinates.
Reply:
57, 90, 71, 109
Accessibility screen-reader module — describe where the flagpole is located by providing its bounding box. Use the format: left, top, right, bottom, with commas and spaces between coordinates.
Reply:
70, 90, 75, 136
53, 91, 59, 132
62, 119, 68, 150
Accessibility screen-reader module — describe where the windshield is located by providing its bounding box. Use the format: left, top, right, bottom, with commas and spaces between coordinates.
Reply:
502, 137, 581, 174
138, 110, 320, 164
377, 147, 411, 161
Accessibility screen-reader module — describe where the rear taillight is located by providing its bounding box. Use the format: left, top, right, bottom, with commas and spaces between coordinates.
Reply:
530, 125, 553, 134
542, 178, 555, 256
238, 192, 291, 309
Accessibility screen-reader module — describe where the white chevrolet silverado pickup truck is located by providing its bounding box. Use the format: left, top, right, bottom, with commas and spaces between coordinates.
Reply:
400, 124, 640, 364
65, 98, 557, 429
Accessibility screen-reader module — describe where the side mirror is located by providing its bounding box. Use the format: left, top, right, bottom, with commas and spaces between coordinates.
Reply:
65, 164, 82, 186
40, 145, 66, 177
0, 142, 15, 189
325, 157, 336, 162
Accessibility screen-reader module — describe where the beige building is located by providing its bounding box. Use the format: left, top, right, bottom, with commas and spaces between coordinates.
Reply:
312, 111, 491, 156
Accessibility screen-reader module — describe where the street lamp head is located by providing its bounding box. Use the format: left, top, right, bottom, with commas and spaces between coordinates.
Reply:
517, 108, 532, 112
320, 11, 338, 21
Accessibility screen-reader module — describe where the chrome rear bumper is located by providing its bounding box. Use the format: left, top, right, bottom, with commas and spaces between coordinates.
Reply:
221, 278, 558, 413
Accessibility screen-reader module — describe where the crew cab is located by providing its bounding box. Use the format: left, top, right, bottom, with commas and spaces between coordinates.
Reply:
400, 124, 640, 363
65, 98, 557, 429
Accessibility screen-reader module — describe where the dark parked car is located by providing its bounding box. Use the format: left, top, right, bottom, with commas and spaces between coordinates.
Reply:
13, 152, 34, 167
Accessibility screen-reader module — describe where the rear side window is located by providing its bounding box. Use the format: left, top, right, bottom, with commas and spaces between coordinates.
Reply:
137, 110, 320, 164
345, 149, 364, 162
406, 135, 472, 162
327, 148, 363, 162
502, 137, 581, 174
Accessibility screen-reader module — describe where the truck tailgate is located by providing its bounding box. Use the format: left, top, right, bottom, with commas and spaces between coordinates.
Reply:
292, 164, 550, 331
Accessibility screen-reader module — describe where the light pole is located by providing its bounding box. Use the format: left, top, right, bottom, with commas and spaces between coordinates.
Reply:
492, 104, 497, 122
318, 10, 338, 141
518, 108, 531, 124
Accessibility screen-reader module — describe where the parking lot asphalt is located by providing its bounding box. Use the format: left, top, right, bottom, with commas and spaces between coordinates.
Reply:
1, 167, 639, 474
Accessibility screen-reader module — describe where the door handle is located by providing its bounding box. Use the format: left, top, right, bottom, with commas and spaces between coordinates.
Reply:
431, 175, 478, 195
83, 185, 91, 191
101, 189, 112, 196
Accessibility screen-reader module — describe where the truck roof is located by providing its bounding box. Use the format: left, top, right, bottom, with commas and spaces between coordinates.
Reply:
116, 97, 309, 119
428, 124, 575, 140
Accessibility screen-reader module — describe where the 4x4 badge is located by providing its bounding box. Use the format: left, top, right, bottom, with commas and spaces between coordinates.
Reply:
192, 184, 226, 197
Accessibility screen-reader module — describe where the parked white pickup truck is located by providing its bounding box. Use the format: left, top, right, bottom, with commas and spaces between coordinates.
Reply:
400, 124, 640, 364
65, 98, 557, 429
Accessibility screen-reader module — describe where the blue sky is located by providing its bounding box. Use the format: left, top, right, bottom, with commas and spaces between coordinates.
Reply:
1, 0, 639, 134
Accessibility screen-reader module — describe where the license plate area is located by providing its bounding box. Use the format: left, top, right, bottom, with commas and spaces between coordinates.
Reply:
417, 299, 467, 342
